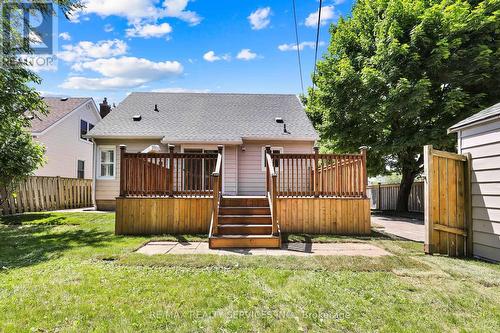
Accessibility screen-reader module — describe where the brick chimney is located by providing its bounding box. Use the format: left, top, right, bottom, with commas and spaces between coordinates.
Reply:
99, 97, 111, 118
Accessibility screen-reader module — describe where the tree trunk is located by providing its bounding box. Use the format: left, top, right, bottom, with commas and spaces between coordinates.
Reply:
396, 168, 416, 213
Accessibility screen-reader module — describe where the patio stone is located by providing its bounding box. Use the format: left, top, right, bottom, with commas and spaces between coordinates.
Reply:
136, 241, 391, 257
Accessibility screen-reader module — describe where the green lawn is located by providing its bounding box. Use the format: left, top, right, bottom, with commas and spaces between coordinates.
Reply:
0, 212, 499, 332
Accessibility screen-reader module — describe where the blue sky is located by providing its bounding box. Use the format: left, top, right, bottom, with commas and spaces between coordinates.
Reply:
38, 0, 354, 105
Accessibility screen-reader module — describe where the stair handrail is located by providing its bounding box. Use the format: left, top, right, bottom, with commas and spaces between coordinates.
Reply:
210, 145, 223, 236
265, 146, 278, 235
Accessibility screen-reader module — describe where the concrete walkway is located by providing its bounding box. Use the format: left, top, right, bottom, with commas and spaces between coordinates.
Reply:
371, 215, 424, 242
136, 241, 391, 257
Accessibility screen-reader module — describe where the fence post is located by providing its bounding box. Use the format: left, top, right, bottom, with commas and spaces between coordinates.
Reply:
168, 144, 175, 196
217, 145, 223, 192
377, 182, 381, 210
313, 146, 319, 197
265, 145, 271, 193
359, 146, 368, 198
56, 176, 63, 209
423, 145, 433, 254
119, 145, 126, 197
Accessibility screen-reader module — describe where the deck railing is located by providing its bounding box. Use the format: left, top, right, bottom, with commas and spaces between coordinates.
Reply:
210, 146, 223, 236
119, 145, 219, 197
265, 146, 279, 235
269, 146, 367, 198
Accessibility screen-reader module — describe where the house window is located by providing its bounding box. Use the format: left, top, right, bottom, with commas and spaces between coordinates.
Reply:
80, 120, 87, 140
98, 146, 116, 179
262, 147, 283, 171
80, 120, 95, 141
77, 160, 85, 179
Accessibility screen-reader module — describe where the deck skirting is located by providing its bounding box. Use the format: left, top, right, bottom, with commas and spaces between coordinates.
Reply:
115, 197, 370, 235
277, 197, 371, 235
115, 197, 213, 235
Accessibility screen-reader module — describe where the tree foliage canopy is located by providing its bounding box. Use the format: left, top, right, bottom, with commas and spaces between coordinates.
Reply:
0, 1, 80, 203
307, 0, 500, 179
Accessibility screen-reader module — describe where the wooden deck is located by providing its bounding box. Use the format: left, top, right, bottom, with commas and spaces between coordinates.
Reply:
115, 145, 371, 248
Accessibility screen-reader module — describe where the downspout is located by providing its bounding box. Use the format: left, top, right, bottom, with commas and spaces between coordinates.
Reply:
91, 138, 97, 209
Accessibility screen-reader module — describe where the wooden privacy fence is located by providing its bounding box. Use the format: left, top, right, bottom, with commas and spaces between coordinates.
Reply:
1, 176, 93, 215
424, 145, 472, 257
120, 145, 219, 197
367, 182, 424, 212
269, 147, 368, 197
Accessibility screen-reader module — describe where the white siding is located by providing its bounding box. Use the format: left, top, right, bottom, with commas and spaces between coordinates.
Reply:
458, 118, 500, 262
237, 140, 315, 195
34, 101, 100, 179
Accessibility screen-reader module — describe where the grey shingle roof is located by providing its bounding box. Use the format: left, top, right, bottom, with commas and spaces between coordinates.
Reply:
449, 102, 500, 132
86, 92, 318, 142
31, 97, 91, 133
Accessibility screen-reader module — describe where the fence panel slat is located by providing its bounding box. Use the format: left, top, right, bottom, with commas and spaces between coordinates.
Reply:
0, 176, 93, 215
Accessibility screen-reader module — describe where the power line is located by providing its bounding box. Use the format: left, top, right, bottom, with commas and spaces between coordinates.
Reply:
291, 0, 304, 95
312, 0, 323, 93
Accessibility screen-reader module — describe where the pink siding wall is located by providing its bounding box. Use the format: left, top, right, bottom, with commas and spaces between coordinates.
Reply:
237, 140, 315, 195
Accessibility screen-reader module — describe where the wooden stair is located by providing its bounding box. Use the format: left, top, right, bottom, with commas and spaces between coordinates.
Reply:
209, 196, 281, 249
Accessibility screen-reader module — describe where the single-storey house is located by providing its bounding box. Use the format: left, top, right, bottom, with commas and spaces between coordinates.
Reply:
31, 97, 101, 179
86, 92, 319, 210
448, 102, 500, 262
86, 92, 370, 248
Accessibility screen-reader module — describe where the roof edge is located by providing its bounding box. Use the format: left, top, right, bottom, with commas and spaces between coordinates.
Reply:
448, 114, 500, 134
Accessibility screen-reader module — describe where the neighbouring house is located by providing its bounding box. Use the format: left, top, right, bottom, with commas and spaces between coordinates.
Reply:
31, 97, 101, 179
448, 102, 500, 262
85, 92, 370, 248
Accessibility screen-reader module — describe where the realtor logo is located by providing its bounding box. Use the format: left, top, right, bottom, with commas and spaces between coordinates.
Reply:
1, 0, 58, 69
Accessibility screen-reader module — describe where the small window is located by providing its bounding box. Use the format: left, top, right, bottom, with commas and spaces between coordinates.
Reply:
262, 147, 283, 171
80, 120, 88, 140
98, 146, 116, 179
77, 160, 85, 179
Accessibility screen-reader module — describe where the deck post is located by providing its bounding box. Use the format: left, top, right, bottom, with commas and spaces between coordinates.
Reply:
168, 144, 175, 196
359, 146, 368, 198
265, 145, 271, 192
377, 182, 381, 210
119, 145, 126, 197
217, 145, 223, 192
313, 146, 319, 197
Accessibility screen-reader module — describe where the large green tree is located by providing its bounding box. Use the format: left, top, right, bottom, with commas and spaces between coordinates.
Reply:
307, 0, 500, 212
0, 1, 81, 205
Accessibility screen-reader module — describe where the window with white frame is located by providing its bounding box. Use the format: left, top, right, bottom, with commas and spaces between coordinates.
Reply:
98, 146, 116, 179
261, 147, 283, 171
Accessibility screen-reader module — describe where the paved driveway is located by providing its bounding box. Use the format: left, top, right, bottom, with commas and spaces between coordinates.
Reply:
371, 215, 425, 242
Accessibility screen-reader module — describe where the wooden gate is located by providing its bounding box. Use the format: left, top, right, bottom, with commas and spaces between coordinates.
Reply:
423, 145, 472, 257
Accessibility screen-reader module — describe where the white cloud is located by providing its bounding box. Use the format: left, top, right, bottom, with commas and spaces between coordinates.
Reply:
104, 24, 114, 32
59, 32, 71, 41
60, 57, 183, 90
152, 87, 210, 93
305, 5, 338, 27
278, 41, 325, 51
248, 7, 271, 30
58, 39, 128, 63
73, 0, 201, 25
74, 57, 182, 78
203, 50, 230, 62
60, 77, 147, 90
236, 49, 257, 61
163, 0, 202, 26
126, 22, 172, 38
